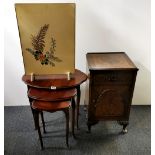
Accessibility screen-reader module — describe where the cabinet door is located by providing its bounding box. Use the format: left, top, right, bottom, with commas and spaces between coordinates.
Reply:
90, 84, 131, 119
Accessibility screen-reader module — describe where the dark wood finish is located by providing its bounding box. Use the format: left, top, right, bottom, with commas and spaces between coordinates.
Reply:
76, 85, 81, 129
40, 112, 46, 133
33, 110, 43, 149
87, 52, 137, 70
86, 52, 138, 133
71, 97, 76, 138
32, 100, 70, 149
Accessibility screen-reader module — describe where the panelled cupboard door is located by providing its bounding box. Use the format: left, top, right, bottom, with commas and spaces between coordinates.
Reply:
90, 84, 130, 118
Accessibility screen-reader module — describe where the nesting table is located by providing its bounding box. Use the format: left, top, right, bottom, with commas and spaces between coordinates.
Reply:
22, 69, 87, 129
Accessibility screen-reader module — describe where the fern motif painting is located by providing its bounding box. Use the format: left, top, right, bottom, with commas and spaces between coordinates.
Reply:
26, 24, 62, 66
15, 3, 75, 75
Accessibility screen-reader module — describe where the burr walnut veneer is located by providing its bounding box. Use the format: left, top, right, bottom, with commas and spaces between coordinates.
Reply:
85, 52, 138, 133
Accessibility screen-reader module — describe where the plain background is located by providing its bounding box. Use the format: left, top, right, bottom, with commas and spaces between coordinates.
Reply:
4, 0, 151, 106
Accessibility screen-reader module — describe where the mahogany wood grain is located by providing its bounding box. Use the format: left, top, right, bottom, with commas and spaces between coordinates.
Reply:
32, 100, 70, 111
23, 69, 87, 129
28, 88, 76, 101
22, 69, 87, 89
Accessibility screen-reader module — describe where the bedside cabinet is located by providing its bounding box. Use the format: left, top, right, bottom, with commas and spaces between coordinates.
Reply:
85, 52, 138, 133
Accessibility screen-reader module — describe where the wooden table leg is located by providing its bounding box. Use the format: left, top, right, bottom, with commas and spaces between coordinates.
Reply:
40, 112, 46, 133
28, 95, 46, 131
63, 108, 70, 148
33, 110, 44, 150
76, 85, 81, 129
71, 97, 76, 138
28, 97, 37, 130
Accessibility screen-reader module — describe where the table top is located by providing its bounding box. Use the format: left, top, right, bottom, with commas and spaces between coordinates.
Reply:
28, 87, 77, 101
87, 52, 138, 70
22, 69, 87, 89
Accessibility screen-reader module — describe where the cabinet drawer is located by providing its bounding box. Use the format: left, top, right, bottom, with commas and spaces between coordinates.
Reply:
91, 71, 134, 85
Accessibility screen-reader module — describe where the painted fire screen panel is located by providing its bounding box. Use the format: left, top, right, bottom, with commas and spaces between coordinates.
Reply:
15, 3, 75, 75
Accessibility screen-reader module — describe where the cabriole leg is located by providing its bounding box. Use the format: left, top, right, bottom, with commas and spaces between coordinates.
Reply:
118, 121, 129, 134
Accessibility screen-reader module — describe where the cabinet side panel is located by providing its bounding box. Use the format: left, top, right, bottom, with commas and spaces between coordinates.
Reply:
84, 64, 89, 106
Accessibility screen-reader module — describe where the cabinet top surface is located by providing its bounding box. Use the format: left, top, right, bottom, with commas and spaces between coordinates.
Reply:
87, 52, 138, 70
